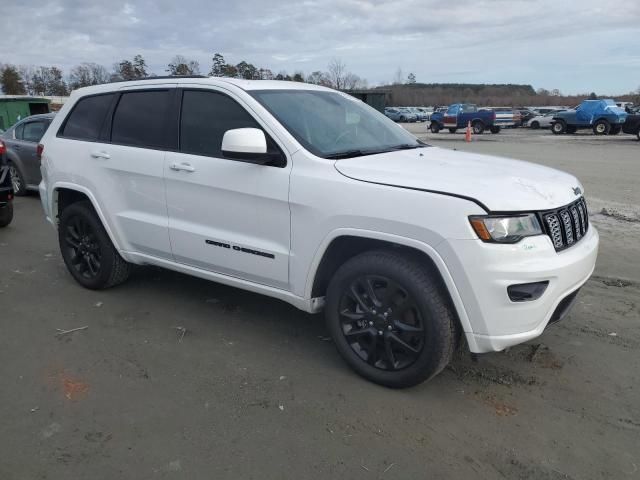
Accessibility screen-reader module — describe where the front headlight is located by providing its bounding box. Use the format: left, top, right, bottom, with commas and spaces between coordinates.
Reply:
469, 214, 542, 243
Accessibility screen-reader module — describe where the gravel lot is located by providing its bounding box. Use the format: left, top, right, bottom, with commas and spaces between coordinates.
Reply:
1, 127, 639, 479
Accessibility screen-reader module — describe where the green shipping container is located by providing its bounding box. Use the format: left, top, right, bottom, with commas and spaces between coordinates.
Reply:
0, 97, 51, 131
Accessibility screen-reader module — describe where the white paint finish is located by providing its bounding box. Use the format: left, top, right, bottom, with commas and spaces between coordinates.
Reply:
39, 77, 600, 355
221, 128, 267, 154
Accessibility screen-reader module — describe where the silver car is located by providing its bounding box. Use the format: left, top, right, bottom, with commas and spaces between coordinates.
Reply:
528, 110, 566, 129
0, 113, 55, 195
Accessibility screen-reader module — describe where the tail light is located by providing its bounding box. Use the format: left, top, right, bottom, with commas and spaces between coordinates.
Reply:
0, 139, 6, 155
37, 143, 44, 159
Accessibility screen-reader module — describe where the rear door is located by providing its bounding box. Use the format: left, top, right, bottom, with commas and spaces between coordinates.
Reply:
56, 87, 174, 258
15, 119, 50, 184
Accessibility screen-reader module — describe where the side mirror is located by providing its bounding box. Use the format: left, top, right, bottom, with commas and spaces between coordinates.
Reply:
222, 128, 274, 165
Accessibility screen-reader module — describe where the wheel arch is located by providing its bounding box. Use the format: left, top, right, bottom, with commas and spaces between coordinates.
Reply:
306, 230, 474, 340
51, 183, 123, 252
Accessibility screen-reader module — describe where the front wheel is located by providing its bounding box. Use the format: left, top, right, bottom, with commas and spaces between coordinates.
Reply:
530, 121, 540, 129
58, 201, 131, 289
490, 126, 501, 134
430, 122, 440, 133
0, 202, 13, 228
593, 119, 610, 135
325, 250, 457, 388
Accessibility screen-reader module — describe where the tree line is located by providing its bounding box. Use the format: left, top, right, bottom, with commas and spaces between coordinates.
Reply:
0, 54, 367, 96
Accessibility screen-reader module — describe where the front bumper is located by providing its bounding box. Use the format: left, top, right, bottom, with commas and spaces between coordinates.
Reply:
438, 226, 599, 353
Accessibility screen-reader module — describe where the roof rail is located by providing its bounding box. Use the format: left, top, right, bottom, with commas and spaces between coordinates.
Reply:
112, 75, 208, 83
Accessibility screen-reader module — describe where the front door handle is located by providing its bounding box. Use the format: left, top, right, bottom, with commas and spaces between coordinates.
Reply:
169, 162, 195, 172
90, 151, 111, 160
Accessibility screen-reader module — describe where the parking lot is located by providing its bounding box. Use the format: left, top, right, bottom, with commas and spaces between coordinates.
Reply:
1, 128, 639, 479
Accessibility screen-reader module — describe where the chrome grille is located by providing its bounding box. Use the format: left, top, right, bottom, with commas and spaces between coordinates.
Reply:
541, 197, 589, 251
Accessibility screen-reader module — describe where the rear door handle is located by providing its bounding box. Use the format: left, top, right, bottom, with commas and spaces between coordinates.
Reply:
90, 151, 110, 160
169, 162, 195, 172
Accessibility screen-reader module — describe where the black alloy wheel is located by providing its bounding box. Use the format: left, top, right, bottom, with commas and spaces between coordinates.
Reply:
338, 275, 425, 371
63, 215, 102, 280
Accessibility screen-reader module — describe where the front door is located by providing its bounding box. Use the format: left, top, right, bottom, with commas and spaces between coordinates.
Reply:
443, 105, 460, 128
164, 88, 291, 289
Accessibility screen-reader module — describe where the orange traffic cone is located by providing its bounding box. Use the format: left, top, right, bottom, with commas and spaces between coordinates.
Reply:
465, 121, 472, 142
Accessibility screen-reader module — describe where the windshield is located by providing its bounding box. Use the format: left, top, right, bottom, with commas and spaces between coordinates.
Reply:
250, 89, 423, 158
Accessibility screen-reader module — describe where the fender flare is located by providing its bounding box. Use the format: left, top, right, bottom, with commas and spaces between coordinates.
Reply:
49, 182, 123, 252
304, 228, 474, 337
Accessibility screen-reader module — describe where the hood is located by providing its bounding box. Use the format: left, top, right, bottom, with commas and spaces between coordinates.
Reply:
334, 147, 582, 212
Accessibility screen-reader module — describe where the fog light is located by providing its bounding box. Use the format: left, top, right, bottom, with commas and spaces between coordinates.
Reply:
507, 281, 549, 302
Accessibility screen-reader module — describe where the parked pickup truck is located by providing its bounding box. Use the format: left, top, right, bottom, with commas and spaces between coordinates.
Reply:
551, 99, 627, 135
430, 104, 501, 134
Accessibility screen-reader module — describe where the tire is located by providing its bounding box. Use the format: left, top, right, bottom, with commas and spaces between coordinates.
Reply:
609, 125, 621, 135
448, 128, 457, 133
490, 126, 501, 134
551, 121, 566, 135
430, 122, 440, 133
58, 201, 131, 289
399, 116, 406, 122
566, 126, 577, 134
472, 120, 485, 135
8, 162, 27, 196
325, 250, 457, 388
637, 130, 640, 141
0, 202, 13, 228
530, 121, 540, 129
593, 119, 610, 135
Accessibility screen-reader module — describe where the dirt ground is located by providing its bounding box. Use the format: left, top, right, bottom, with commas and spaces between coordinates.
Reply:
1, 128, 639, 479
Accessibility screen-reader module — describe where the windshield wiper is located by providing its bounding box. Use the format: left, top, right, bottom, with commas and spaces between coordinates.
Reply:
389, 143, 427, 150
324, 149, 386, 159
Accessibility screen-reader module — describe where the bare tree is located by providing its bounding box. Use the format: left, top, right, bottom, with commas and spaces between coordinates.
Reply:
167, 55, 200, 76
393, 67, 404, 85
327, 58, 348, 90
69, 63, 109, 90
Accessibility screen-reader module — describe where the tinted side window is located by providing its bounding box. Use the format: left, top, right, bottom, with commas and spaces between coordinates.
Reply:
180, 90, 261, 158
61, 94, 114, 141
111, 90, 170, 148
22, 121, 49, 143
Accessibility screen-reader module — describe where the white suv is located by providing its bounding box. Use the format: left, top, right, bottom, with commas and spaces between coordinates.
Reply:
39, 77, 599, 387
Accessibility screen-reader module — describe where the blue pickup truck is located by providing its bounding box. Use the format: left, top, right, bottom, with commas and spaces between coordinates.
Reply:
429, 104, 500, 134
551, 99, 627, 135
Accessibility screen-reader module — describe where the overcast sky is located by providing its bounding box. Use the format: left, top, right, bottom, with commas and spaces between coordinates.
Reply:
3, 0, 639, 94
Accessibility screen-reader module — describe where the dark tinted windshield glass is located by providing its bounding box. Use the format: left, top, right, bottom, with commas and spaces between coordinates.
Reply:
61, 94, 114, 140
111, 90, 170, 148
250, 90, 421, 158
180, 90, 261, 157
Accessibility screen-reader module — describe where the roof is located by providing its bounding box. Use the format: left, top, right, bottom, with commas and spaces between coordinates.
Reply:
70, 76, 334, 98
0, 95, 51, 103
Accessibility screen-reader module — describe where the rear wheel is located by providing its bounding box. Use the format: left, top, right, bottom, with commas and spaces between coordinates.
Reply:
472, 120, 485, 134
609, 125, 621, 135
593, 119, 610, 135
0, 202, 13, 228
58, 201, 131, 289
8, 162, 27, 196
530, 121, 540, 129
430, 122, 440, 133
448, 128, 457, 133
490, 125, 501, 134
551, 121, 566, 134
325, 250, 457, 388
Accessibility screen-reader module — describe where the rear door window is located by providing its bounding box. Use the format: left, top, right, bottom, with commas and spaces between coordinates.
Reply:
111, 90, 170, 149
60, 94, 114, 141
22, 121, 49, 143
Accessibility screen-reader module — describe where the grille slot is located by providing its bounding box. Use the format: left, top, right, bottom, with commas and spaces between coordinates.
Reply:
542, 198, 589, 251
